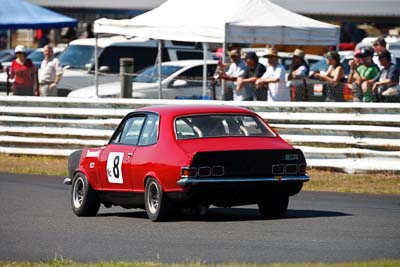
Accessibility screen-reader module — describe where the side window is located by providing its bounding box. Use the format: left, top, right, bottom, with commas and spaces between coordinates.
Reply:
112, 116, 145, 146
138, 114, 160, 146
169, 64, 217, 89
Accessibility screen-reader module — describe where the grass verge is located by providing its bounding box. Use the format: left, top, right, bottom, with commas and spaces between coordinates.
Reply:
0, 154, 399, 195
0, 260, 400, 267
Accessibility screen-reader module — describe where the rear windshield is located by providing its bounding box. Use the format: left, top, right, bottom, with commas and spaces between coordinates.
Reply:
175, 114, 276, 140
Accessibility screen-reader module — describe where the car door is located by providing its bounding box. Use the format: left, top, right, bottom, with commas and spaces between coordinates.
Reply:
98, 114, 146, 191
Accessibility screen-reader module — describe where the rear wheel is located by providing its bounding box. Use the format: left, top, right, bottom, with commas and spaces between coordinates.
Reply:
145, 178, 173, 221
71, 173, 100, 216
258, 195, 289, 218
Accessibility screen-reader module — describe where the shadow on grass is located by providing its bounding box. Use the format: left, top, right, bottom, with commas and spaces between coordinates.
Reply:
96, 207, 351, 222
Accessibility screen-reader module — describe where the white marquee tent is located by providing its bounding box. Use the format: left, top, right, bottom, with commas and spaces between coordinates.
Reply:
93, 0, 340, 98
94, 0, 340, 45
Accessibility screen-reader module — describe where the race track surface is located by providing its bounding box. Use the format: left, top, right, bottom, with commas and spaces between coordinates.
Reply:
0, 173, 399, 263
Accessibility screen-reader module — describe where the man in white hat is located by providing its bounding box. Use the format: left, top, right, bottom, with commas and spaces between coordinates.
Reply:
256, 48, 290, 102
287, 49, 309, 81
217, 49, 247, 100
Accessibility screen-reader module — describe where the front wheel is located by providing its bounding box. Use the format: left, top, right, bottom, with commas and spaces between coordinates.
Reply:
71, 173, 100, 216
258, 195, 289, 218
144, 178, 173, 221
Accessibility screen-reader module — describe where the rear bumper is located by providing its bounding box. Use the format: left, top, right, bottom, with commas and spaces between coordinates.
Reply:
177, 175, 310, 187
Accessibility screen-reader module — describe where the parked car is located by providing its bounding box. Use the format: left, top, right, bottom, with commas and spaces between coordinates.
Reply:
356, 36, 400, 51
64, 105, 309, 221
68, 60, 218, 99
0, 36, 211, 96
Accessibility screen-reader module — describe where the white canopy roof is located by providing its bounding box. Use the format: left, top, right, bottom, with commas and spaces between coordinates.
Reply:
94, 0, 340, 45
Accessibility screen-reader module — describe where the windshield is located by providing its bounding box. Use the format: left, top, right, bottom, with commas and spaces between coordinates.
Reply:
134, 65, 182, 83
175, 114, 276, 140
27, 51, 44, 62
58, 45, 97, 69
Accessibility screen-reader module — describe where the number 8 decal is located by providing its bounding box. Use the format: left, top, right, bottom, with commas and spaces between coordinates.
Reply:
107, 152, 124, 184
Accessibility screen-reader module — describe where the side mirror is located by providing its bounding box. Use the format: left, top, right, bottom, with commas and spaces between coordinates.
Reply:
99, 66, 110, 72
172, 79, 188, 87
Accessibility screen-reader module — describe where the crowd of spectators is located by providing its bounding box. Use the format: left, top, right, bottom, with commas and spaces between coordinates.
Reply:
216, 36, 399, 102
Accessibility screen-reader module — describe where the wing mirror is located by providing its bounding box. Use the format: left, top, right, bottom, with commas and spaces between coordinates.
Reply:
172, 79, 188, 87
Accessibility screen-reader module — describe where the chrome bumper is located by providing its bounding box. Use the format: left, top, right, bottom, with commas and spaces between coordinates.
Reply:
177, 175, 310, 187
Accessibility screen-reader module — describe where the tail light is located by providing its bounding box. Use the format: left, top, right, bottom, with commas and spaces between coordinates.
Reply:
285, 164, 298, 174
181, 167, 197, 178
198, 167, 211, 177
272, 163, 306, 175
299, 163, 307, 174
272, 164, 284, 174
181, 166, 224, 178
212, 166, 224, 176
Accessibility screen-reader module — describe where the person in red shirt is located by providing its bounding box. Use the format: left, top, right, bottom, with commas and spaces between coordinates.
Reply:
9, 45, 37, 96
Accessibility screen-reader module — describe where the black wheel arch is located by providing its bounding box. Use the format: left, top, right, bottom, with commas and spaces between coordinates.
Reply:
68, 150, 83, 179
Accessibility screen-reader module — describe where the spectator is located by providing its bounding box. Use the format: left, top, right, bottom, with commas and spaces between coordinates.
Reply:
358, 48, 380, 102
287, 49, 309, 80
236, 52, 266, 101
372, 37, 397, 70
38, 45, 63, 96
63, 27, 77, 43
368, 50, 399, 102
8, 45, 37, 96
256, 48, 290, 102
314, 51, 345, 102
80, 23, 94, 39
217, 50, 247, 100
347, 50, 363, 101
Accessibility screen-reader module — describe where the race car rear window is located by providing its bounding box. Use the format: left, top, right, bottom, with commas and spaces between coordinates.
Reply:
175, 114, 276, 140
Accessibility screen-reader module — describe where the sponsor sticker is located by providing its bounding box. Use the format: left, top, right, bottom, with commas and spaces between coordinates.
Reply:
86, 150, 100, 157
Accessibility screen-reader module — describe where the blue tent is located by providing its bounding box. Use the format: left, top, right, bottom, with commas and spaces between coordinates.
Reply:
0, 0, 77, 30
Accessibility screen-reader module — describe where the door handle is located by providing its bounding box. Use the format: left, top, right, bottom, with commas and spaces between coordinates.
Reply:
127, 152, 133, 157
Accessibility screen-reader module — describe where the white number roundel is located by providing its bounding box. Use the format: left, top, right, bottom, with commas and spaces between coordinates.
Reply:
106, 152, 124, 184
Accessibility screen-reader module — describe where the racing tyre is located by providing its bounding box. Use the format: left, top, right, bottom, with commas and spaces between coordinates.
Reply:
71, 173, 100, 216
145, 178, 173, 222
258, 195, 289, 218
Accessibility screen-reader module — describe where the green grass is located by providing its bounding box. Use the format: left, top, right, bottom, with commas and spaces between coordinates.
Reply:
0, 259, 400, 267
0, 154, 399, 195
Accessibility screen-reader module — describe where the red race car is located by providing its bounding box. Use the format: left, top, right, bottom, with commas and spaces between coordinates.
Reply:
65, 105, 309, 221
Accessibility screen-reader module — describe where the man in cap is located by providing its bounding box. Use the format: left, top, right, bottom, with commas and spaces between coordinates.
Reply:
368, 50, 399, 102
372, 37, 397, 70
217, 49, 247, 100
235, 51, 266, 101
38, 45, 63, 96
256, 48, 290, 102
287, 48, 309, 81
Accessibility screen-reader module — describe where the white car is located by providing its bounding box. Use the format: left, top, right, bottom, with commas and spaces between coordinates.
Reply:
68, 60, 218, 99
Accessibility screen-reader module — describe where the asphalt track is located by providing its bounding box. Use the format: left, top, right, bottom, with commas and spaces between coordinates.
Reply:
0, 173, 399, 263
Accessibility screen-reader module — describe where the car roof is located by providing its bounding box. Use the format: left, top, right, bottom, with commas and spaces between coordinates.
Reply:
137, 105, 254, 117
161, 60, 217, 67
69, 36, 155, 48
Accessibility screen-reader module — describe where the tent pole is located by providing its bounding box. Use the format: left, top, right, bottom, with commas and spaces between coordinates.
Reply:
202, 42, 208, 97
7, 30, 11, 49
221, 22, 227, 100
94, 33, 99, 97
158, 39, 163, 99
